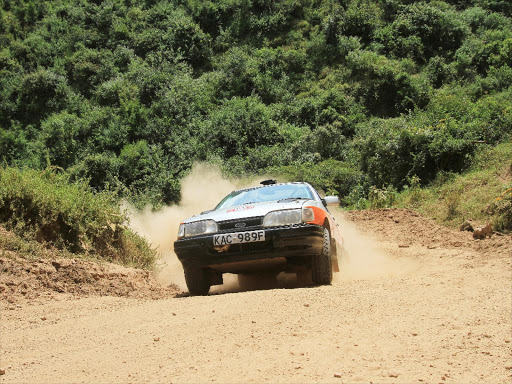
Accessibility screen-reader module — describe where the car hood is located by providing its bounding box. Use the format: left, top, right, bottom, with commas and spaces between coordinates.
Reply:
182, 200, 315, 223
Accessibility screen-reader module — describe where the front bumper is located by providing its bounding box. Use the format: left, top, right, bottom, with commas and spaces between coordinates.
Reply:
174, 224, 323, 270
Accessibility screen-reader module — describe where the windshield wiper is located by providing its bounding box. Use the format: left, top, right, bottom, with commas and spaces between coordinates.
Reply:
277, 197, 309, 202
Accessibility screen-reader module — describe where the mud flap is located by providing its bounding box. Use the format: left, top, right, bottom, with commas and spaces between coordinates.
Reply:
331, 222, 343, 273
331, 238, 343, 273
331, 251, 340, 272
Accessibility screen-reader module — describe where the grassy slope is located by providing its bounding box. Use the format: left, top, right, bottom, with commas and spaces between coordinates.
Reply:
0, 167, 157, 269
394, 142, 512, 231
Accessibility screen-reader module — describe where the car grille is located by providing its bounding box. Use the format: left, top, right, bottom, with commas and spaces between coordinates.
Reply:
217, 217, 263, 231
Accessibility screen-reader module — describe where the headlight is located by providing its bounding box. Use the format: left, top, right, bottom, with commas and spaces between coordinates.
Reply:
263, 209, 302, 227
263, 208, 316, 227
179, 220, 218, 238
177, 223, 185, 238
302, 207, 315, 222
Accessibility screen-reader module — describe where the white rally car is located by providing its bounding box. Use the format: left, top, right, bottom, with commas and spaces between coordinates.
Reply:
174, 180, 343, 295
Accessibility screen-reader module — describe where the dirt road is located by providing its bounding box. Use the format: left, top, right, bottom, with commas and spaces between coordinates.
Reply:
1, 209, 511, 383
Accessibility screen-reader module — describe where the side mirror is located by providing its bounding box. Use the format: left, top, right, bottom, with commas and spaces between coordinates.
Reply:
323, 196, 340, 206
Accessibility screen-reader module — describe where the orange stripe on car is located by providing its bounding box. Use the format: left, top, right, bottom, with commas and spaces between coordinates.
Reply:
305, 206, 327, 226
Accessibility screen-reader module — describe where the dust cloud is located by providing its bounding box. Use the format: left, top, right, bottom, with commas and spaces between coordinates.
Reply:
127, 164, 408, 292
331, 210, 411, 280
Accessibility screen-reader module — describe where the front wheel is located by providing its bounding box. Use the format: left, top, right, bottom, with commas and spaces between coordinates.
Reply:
311, 228, 333, 285
184, 267, 211, 295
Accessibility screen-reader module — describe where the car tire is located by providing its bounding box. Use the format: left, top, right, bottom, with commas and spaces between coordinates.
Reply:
184, 267, 211, 295
311, 227, 333, 285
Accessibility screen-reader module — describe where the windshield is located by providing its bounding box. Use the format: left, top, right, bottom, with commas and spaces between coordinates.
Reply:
215, 184, 315, 210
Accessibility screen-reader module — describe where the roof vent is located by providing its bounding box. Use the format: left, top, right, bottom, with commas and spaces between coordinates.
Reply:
260, 179, 276, 185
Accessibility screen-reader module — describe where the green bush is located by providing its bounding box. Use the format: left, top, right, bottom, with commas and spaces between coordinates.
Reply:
341, 0, 383, 45
279, 83, 365, 136
346, 50, 430, 116
475, 0, 512, 15
455, 29, 511, 77
199, 97, 283, 159
65, 46, 116, 98
16, 69, 73, 127
0, 166, 157, 269
377, 2, 467, 62
353, 117, 476, 189
0, 123, 32, 165
118, 141, 181, 206
39, 112, 82, 168
368, 185, 396, 209
468, 88, 512, 143
424, 56, 456, 88
68, 152, 121, 192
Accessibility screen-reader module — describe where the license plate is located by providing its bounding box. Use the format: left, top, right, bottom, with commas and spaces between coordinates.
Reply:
213, 230, 265, 245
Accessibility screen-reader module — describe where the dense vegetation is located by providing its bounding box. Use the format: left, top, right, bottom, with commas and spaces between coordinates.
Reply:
1, 0, 511, 220
0, 166, 157, 268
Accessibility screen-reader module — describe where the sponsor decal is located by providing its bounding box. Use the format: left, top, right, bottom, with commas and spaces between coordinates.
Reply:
226, 205, 254, 213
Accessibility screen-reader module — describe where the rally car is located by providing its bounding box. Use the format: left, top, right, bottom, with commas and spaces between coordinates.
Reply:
173, 180, 342, 295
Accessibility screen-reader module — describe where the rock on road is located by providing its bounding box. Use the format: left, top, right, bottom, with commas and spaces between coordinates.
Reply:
1, 209, 511, 383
